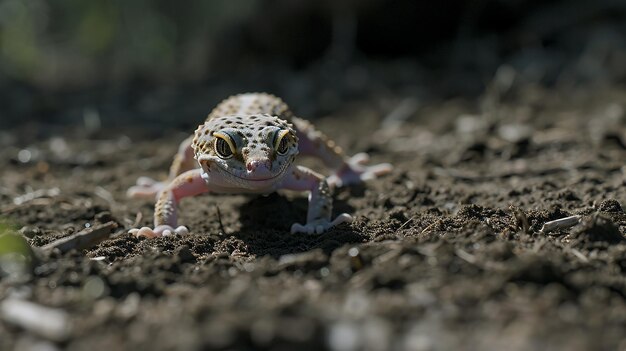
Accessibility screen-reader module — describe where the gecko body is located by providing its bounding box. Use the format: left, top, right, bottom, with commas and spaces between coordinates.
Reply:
128, 93, 391, 237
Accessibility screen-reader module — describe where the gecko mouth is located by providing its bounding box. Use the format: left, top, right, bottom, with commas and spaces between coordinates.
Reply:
215, 162, 289, 182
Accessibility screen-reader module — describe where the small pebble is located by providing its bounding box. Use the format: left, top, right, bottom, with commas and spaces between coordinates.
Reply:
598, 199, 623, 213
328, 322, 360, 351
20, 226, 41, 239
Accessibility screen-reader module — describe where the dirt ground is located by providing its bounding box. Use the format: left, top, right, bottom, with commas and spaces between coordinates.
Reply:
2, 82, 626, 350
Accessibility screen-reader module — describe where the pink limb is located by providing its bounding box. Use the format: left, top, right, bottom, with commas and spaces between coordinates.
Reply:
327, 153, 393, 188
291, 117, 392, 188
281, 166, 353, 234
128, 169, 209, 238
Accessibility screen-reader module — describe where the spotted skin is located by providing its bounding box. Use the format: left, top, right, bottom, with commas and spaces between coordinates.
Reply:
128, 93, 392, 238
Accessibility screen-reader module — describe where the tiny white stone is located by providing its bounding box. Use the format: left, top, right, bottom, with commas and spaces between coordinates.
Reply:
328, 322, 360, 351
17, 149, 32, 163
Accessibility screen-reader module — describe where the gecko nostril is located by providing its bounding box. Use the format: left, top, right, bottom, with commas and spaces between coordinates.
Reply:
246, 159, 270, 172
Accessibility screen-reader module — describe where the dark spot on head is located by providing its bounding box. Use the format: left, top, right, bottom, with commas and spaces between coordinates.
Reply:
236, 121, 243, 125
225, 120, 232, 124
265, 122, 273, 126
245, 132, 252, 137
249, 144, 256, 149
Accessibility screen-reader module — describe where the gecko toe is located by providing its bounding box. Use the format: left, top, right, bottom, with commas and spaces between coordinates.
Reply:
332, 213, 353, 226
350, 152, 370, 165
290, 223, 304, 234
175, 226, 189, 235
326, 175, 343, 188
129, 226, 159, 238
369, 163, 393, 176
130, 225, 184, 239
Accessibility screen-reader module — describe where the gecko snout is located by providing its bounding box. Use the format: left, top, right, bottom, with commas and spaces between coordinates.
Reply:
246, 158, 272, 173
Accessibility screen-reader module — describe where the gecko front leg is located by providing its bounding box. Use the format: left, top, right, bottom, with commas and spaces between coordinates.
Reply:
129, 168, 209, 238
281, 165, 353, 234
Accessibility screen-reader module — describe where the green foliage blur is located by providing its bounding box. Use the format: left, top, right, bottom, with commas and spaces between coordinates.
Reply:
0, 219, 26, 255
0, 0, 256, 88
0, 219, 33, 278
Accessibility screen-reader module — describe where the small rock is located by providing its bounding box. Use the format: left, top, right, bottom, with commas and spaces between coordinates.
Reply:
598, 199, 623, 213
20, 226, 41, 239
328, 322, 360, 351
498, 123, 532, 143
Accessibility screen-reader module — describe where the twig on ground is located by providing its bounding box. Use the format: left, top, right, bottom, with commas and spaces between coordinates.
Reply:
41, 221, 117, 253
540, 215, 581, 234
455, 249, 477, 264
0, 298, 71, 342
419, 221, 439, 236
397, 216, 416, 231
13, 188, 60, 206
215, 205, 226, 235
569, 248, 589, 263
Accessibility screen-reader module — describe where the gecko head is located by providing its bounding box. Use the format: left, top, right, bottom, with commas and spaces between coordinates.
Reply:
191, 113, 299, 187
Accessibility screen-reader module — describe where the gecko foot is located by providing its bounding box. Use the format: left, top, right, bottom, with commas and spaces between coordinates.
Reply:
290, 213, 353, 235
127, 177, 168, 199
327, 153, 393, 188
129, 225, 189, 238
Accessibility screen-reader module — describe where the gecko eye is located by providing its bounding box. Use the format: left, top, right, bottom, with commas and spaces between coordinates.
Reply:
275, 130, 291, 155
213, 132, 235, 159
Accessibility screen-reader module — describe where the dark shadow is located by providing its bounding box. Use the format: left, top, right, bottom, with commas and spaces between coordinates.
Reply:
234, 192, 360, 258
345, 182, 367, 198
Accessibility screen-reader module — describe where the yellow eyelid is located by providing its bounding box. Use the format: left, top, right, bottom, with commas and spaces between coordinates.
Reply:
213, 132, 236, 155
274, 130, 291, 150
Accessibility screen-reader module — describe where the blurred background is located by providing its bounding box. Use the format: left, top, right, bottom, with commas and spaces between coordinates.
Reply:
0, 0, 625, 131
